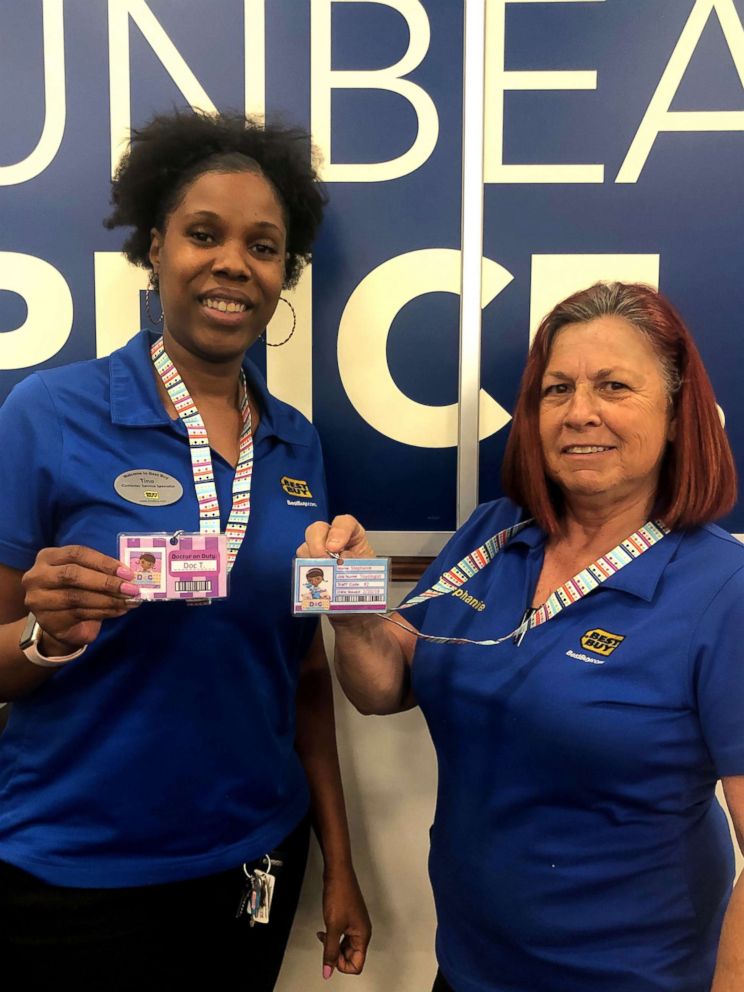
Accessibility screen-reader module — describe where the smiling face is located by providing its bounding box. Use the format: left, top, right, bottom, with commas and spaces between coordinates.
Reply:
539, 315, 676, 516
148, 169, 287, 365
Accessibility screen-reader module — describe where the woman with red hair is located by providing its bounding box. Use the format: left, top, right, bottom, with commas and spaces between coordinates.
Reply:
303, 282, 744, 992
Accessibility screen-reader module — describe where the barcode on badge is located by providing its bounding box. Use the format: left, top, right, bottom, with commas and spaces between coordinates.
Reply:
335, 594, 384, 603
175, 580, 211, 592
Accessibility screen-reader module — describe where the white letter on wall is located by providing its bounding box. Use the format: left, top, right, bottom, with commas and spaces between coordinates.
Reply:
311, 0, 438, 181
337, 249, 513, 448
529, 254, 660, 344
94, 253, 149, 358
0, 253, 73, 368
244, 0, 266, 119
617, 0, 744, 183
484, 0, 605, 184
109, 0, 267, 174
264, 267, 314, 421
0, 0, 65, 186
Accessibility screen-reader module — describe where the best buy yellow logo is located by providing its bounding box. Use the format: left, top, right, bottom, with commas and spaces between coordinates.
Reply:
281, 476, 313, 498
580, 628, 625, 657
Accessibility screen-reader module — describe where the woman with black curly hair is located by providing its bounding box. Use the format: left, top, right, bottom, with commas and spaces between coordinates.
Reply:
0, 110, 370, 989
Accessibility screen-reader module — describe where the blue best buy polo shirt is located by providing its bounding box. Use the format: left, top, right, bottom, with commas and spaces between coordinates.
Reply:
0, 330, 327, 886
403, 498, 744, 992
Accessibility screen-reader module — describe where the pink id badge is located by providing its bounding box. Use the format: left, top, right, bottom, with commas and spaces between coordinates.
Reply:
118, 532, 229, 602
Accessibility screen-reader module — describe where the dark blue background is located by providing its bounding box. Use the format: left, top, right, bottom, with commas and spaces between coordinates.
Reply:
1, 1, 742, 533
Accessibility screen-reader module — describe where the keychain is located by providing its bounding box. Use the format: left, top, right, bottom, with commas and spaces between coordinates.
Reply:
235, 854, 283, 926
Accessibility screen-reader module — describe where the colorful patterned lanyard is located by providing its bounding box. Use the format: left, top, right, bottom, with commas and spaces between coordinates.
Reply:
151, 336, 253, 572
390, 518, 669, 647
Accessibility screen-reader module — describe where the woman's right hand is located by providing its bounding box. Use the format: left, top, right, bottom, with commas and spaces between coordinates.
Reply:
298, 514, 375, 562
300, 517, 418, 714
21, 546, 141, 654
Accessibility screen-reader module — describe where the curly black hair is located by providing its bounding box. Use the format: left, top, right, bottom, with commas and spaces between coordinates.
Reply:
104, 110, 327, 289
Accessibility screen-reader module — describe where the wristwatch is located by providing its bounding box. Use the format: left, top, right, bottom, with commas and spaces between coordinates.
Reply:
19, 613, 87, 668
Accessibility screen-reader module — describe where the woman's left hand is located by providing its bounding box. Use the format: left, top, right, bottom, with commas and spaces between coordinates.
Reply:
317, 863, 371, 978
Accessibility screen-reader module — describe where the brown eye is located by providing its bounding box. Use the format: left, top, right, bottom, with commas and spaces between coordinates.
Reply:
250, 242, 279, 256
542, 383, 569, 397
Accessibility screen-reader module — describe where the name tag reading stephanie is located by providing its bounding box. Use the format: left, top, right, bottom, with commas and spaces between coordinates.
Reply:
118, 532, 228, 602
292, 557, 389, 616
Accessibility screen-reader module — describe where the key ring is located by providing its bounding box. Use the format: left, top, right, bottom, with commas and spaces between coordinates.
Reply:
263, 854, 283, 873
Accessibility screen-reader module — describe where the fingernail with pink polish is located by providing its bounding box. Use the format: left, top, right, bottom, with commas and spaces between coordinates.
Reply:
117, 566, 134, 580
120, 582, 140, 597
323, 965, 333, 980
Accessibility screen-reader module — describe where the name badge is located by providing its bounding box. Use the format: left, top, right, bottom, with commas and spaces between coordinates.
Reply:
114, 470, 183, 506
118, 532, 228, 602
292, 557, 389, 615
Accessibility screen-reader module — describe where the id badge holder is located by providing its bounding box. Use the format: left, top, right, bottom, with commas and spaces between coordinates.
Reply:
292, 557, 390, 615
118, 532, 229, 602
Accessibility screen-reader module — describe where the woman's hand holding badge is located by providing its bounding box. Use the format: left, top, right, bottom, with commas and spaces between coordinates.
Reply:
298, 515, 378, 629
22, 545, 142, 654
298, 514, 376, 563
300, 516, 418, 715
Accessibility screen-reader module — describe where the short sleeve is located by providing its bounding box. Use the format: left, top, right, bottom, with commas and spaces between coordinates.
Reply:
396, 499, 523, 632
691, 564, 744, 777
0, 374, 62, 570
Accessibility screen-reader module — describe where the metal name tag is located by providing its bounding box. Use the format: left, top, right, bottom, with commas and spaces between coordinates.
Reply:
114, 470, 183, 507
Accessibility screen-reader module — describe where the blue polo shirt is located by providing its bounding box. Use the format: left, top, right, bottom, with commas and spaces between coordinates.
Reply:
0, 330, 327, 886
403, 498, 744, 992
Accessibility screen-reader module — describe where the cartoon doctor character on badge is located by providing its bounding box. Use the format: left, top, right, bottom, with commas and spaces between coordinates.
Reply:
130, 550, 164, 589
301, 566, 330, 607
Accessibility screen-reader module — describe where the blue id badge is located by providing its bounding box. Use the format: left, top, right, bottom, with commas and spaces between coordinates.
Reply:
292, 557, 389, 615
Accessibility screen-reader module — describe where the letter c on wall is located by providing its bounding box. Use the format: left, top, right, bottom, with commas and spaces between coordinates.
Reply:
337, 248, 513, 448
0, 253, 73, 369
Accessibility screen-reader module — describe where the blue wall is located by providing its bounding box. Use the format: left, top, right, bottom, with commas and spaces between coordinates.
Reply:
1, 0, 742, 535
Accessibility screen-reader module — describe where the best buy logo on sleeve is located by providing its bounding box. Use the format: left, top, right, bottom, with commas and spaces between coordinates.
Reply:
580, 628, 625, 657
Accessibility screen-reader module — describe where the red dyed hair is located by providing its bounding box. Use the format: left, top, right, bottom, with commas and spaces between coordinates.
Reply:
502, 282, 737, 534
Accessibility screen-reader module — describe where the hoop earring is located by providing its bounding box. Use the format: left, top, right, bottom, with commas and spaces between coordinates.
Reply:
263, 297, 296, 347
145, 287, 164, 325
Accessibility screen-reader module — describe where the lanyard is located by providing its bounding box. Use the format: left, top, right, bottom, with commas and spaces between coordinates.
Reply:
151, 336, 253, 573
391, 518, 669, 647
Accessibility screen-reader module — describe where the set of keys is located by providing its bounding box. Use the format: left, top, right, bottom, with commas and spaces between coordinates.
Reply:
235, 854, 282, 926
